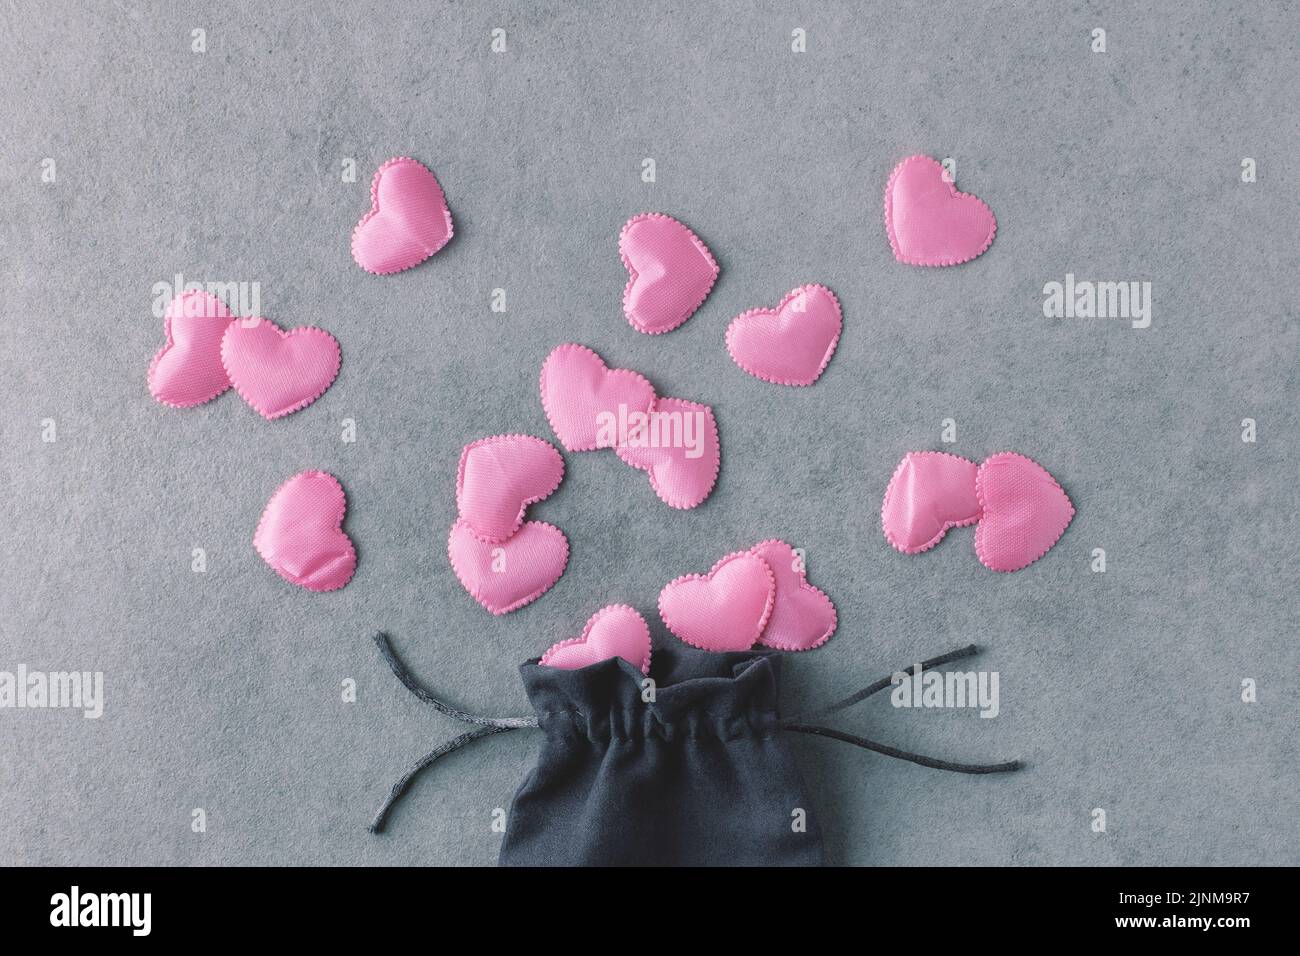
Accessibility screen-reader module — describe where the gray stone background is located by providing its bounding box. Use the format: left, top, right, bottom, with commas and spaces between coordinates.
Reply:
1, 1, 1296, 866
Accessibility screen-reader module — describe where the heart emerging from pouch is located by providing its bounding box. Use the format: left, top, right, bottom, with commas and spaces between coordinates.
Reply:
448, 518, 569, 615
749, 539, 837, 651
456, 434, 565, 543
884, 155, 996, 267
620, 213, 719, 334
881, 451, 981, 554
220, 318, 341, 420
351, 156, 454, 275
974, 453, 1074, 572
658, 551, 776, 652
614, 396, 720, 509
725, 284, 842, 387
253, 470, 357, 592
540, 343, 657, 451
147, 291, 235, 408
540, 604, 652, 675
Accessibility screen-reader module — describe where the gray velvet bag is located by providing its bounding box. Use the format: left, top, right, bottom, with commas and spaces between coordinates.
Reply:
367, 635, 1019, 866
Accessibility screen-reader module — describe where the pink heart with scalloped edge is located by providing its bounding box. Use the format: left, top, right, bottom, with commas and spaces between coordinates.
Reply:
620, 213, 719, 334
351, 157, 454, 275
456, 435, 565, 543
147, 291, 235, 408
540, 605, 652, 675
974, 453, 1074, 572
881, 451, 981, 554
885, 155, 996, 267
253, 471, 356, 592
726, 285, 842, 387
614, 396, 719, 509
540, 343, 657, 452
220, 318, 341, 420
749, 539, 837, 651
448, 518, 568, 615
658, 551, 775, 652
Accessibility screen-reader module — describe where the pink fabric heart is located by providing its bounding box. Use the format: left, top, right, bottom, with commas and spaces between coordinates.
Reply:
456, 434, 565, 543
540, 604, 652, 675
725, 284, 842, 387
974, 452, 1074, 572
881, 451, 981, 554
220, 318, 341, 420
658, 551, 776, 652
749, 539, 837, 651
253, 470, 357, 592
884, 155, 996, 267
614, 396, 720, 510
540, 343, 657, 452
147, 291, 235, 408
448, 518, 569, 615
351, 157, 454, 275
620, 213, 719, 334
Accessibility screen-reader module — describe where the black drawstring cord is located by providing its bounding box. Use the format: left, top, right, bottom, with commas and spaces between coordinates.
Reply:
369, 726, 516, 833
372, 632, 536, 728
782, 643, 1022, 775
782, 724, 1022, 774
369, 632, 538, 833
806, 643, 982, 719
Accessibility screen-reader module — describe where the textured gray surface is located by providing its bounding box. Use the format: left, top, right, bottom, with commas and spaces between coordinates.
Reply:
1, 1, 1297, 866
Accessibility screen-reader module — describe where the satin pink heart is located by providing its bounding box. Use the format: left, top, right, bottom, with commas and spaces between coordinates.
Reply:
614, 397, 720, 510
620, 213, 719, 334
540, 343, 657, 452
448, 518, 568, 615
658, 551, 776, 652
147, 291, 235, 408
749, 539, 837, 651
253, 471, 357, 592
351, 157, 454, 275
540, 604, 652, 675
884, 155, 996, 267
881, 451, 981, 554
974, 453, 1074, 572
725, 285, 842, 387
456, 435, 565, 543
220, 318, 341, 420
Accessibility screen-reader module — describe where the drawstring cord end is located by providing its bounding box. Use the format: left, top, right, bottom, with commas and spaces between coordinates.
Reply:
368, 632, 537, 833
784, 643, 1022, 776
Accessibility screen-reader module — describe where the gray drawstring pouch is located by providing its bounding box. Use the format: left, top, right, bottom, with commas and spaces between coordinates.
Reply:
368, 635, 1019, 866
501, 647, 820, 866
